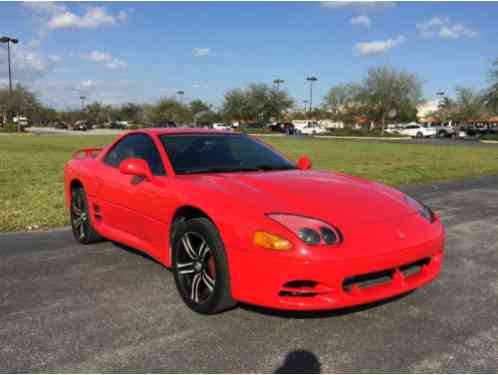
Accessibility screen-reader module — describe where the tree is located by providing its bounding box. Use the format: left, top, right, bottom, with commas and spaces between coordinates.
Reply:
150, 97, 191, 124
119, 103, 142, 123
189, 100, 211, 117
356, 66, 424, 131
322, 83, 362, 124
222, 89, 249, 122
452, 87, 486, 123
222, 83, 293, 123
482, 58, 498, 114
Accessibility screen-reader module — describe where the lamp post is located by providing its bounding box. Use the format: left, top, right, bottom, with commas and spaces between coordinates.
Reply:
272, 79, 285, 123
1, 35, 19, 128
79, 96, 87, 111
176, 90, 185, 103
436, 91, 445, 125
273, 79, 284, 91
302, 100, 308, 114
306, 76, 318, 119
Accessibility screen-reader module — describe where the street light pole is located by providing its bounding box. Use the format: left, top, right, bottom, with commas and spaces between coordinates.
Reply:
272, 79, 285, 123
80, 96, 87, 112
306, 76, 318, 119
273, 79, 284, 92
176, 91, 185, 103
437, 91, 445, 126
1, 35, 19, 128
302, 100, 308, 114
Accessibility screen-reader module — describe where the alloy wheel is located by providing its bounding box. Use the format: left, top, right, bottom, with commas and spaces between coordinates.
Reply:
176, 232, 216, 304
71, 191, 88, 240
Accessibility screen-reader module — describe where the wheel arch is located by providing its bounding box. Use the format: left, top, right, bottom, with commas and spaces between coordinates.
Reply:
169, 205, 215, 246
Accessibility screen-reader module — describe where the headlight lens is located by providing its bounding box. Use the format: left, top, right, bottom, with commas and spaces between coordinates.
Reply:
267, 214, 342, 245
405, 196, 436, 223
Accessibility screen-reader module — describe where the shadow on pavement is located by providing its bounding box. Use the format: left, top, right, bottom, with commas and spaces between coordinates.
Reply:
240, 292, 413, 319
274, 350, 321, 373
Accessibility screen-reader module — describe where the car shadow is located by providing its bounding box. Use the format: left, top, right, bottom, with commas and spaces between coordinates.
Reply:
240, 292, 413, 319
108, 240, 413, 319
274, 349, 321, 373
110, 241, 165, 267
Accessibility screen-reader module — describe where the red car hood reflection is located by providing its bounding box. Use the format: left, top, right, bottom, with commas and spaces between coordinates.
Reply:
178, 170, 416, 226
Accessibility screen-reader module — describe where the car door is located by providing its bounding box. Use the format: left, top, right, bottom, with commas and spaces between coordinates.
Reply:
96, 133, 168, 251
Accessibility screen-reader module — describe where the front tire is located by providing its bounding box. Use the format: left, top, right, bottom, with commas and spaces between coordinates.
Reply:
70, 186, 103, 244
172, 218, 236, 314
416, 132, 423, 138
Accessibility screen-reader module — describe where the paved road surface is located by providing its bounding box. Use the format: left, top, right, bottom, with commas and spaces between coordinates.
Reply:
1, 176, 498, 372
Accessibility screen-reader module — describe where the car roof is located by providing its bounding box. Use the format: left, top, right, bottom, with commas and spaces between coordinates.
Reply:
130, 128, 238, 136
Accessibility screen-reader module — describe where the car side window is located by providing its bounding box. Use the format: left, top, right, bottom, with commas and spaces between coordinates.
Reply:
104, 134, 166, 176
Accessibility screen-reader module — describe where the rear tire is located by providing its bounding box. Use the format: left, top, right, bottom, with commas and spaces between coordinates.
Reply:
70, 186, 103, 244
172, 218, 236, 314
416, 132, 423, 138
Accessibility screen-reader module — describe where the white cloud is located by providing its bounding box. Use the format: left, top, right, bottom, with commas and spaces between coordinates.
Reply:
48, 7, 117, 29
416, 16, 478, 39
105, 58, 128, 70
351, 15, 371, 27
83, 51, 113, 62
354, 35, 405, 56
79, 80, 97, 91
193, 48, 211, 57
47, 54, 62, 63
0, 44, 59, 82
116, 10, 128, 22
82, 50, 127, 70
192, 84, 201, 88
321, 1, 395, 11
24, 2, 130, 31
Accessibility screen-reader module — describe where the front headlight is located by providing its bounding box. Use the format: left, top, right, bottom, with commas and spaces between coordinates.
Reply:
405, 196, 436, 223
267, 214, 342, 245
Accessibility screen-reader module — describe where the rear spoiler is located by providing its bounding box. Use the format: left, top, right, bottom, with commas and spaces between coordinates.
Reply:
72, 148, 103, 159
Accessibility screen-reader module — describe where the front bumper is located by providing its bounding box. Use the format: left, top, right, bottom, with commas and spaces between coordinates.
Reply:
229, 234, 444, 311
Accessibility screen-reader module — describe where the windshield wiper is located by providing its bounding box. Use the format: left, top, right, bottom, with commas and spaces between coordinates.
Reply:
251, 164, 297, 171
179, 167, 261, 174
178, 165, 296, 174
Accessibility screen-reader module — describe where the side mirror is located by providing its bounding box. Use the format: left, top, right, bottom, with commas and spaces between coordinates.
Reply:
119, 158, 153, 181
297, 156, 312, 170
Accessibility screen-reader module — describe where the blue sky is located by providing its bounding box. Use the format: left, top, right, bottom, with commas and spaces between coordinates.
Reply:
1, 1, 497, 110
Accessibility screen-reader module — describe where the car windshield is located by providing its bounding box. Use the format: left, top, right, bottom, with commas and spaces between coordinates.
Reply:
159, 134, 296, 174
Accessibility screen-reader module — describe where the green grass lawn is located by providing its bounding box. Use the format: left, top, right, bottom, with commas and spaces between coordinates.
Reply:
2, 134, 498, 233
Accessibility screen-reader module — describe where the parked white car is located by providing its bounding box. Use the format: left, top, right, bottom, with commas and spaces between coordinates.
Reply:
398, 124, 436, 138
298, 123, 327, 135
212, 123, 233, 131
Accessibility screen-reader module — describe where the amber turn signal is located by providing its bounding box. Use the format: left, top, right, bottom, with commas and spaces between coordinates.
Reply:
253, 231, 293, 251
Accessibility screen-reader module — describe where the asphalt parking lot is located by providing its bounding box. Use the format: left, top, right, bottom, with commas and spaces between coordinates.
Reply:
1, 175, 498, 372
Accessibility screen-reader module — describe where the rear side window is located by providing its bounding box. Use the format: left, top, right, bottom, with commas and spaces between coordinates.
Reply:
104, 133, 166, 176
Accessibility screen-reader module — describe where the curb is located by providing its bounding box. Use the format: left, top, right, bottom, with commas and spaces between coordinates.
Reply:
315, 135, 409, 140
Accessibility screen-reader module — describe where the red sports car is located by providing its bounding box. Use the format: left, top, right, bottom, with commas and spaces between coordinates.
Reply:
64, 129, 444, 314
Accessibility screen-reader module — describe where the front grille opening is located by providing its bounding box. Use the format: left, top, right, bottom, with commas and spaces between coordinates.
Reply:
283, 280, 318, 289
343, 269, 394, 292
279, 280, 319, 298
399, 257, 430, 278
279, 291, 317, 298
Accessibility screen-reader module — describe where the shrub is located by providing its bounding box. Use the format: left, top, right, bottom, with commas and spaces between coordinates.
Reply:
236, 127, 272, 134
482, 134, 498, 141
0, 123, 20, 133
318, 128, 406, 137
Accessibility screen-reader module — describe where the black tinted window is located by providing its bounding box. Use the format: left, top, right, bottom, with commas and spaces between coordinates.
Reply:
104, 134, 166, 176
159, 134, 295, 174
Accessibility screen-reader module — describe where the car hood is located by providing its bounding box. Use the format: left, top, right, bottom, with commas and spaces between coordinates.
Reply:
179, 170, 416, 226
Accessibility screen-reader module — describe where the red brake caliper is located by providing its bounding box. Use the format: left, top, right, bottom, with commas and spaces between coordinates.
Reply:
208, 256, 216, 279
